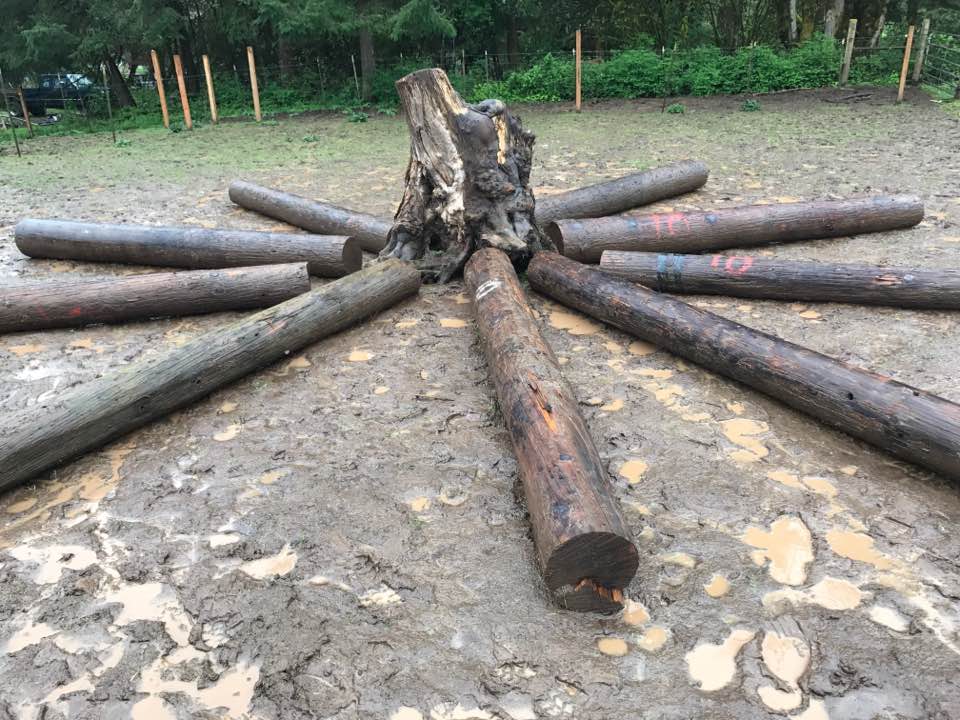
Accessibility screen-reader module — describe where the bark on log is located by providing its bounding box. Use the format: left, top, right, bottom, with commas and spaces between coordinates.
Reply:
600, 252, 960, 309
228, 180, 390, 253
15, 219, 361, 277
534, 160, 709, 226
465, 248, 638, 611
0, 259, 420, 491
380, 68, 552, 283
528, 253, 960, 481
0, 263, 310, 334
549, 196, 925, 263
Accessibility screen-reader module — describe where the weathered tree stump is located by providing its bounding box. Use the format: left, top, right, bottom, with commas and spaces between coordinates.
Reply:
465, 248, 638, 611
0, 259, 420, 490
529, 253, 960, 481
600, 252, 960, 309
0, 263, 310, 334
379, 68, 553, 282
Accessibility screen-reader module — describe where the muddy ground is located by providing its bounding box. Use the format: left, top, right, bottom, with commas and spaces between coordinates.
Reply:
0, 86, 959, 719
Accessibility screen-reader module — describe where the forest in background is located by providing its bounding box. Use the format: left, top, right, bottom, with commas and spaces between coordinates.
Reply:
2, 0, 959, 132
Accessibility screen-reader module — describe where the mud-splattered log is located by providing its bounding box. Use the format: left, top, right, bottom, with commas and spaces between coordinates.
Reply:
549, 195, 925, 262
529, 253, 960, 481
0, 259, 420, 491
0, 263, 310, 334
228, 180, 391, 253
15, 219, 361, 277
534, 160, 709, 226
600, 252, 960, 310
465, 248, 638, 612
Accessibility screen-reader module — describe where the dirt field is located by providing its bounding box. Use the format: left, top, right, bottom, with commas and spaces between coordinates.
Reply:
1, 85, 959, 720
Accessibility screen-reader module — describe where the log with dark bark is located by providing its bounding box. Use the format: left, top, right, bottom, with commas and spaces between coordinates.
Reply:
549, 195, 924, 262
0, 263, 310, 334
15, 219, 361, 277
0, 259, 420, 491
600, 252, 960, 309
534, 160, 709, 226
465, 248, 638, 611
528, 253, 960, 481
228, 180, 391, 253
379, 68, 553, 283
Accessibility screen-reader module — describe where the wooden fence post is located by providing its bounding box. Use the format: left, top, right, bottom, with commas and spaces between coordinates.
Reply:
912, 18, 931, 83
172, 54, 192, 129
247, 46, 261, 122
150, 49, 170, 129
575, 28, 582, 112
839, 18, 857, 85
897, 25, 915, 103
100, 65, 116, 143
350, 54, 360, 99
16, 87, 33, 137
202, 54, 218, 124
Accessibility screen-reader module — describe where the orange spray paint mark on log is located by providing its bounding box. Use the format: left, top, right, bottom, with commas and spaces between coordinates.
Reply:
711, 255, 754, 275
529, 380, 558, 433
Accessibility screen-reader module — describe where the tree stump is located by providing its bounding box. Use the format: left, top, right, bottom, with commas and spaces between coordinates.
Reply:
379, 68, 554, 282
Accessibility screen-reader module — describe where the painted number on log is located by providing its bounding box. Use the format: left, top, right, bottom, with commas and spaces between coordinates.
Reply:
711, 254, 754, 275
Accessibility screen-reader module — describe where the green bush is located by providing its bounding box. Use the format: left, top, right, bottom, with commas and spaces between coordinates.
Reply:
666, 102, 685, 113
742, 99, 761, 111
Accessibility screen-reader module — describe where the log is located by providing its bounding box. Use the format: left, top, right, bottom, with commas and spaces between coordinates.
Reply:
0, 259, 420, 490
534, 160, 709, 226
465, 248, 638, 611
600, 252, 960, 310
228, 180, 391, 253
14, 219, 360, 277
0, 263, 310, 334
380, 68, 552, 283
528, 253, 960, 481
549, 195, 925, 263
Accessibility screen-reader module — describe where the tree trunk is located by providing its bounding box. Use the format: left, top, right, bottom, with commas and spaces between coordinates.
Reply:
0, 263, 310, 334
106, 56, 136, 108
359, 24, 375, 101
788, 0, 799, 44
0, 259, 420, 491
528, 253, 960, 482
599, 252, 960, 309
229, 180, 390, 253
15, 218, 362, 277
824, 0, 844, 38
465, 248, 638, 611
548, 195, 924, 262
506, 14, 520, 68
278, 35, 293, 84
379, 68, 552, 282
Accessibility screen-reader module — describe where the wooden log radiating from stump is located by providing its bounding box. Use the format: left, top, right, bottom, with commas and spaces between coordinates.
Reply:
15, 219, 361, 277
228, 180, 391, 253
465, 248, 638, 611
0, 263, 310, 334
528, 253, 960, 481
0, 259, 420, 491
534, 160, 709, 226
548, 195, 924, 263
600, 252, 960, 309
380, 68, 553, 283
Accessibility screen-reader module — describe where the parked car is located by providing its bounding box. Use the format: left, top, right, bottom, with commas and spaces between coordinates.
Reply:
15, 74, 97, 116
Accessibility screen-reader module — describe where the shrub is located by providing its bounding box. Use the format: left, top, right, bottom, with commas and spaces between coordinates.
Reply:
742, 99, 761, 111
666, 102, 685, 113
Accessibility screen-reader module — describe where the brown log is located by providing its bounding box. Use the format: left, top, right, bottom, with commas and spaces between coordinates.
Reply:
534, 160, 709, 226
228, 180, 391, 253
380, 68, 552, 282
0, 263, 310, 334
465, 248, 638, 612
15, 219, 360, 277
600, 252, 960, 309
528, 253, 960, 481
549, 196, 925, 263
0, 259, 420, 491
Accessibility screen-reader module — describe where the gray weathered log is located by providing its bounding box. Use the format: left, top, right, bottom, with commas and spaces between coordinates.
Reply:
600, 251, 960, 309
0, 259, 420, 491
534, 160, 709, 226
0, 263, 310, 334
465, 248, 638, 612
229, 180, 391, 253
15, 218, 361, 277
528, 253, 960, 481
549, 195, 925, 262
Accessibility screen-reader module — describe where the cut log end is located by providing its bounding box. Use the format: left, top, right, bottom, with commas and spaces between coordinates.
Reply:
546, 531, 639, 612
333, 237, 364, 275
380, 68, 553, 283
